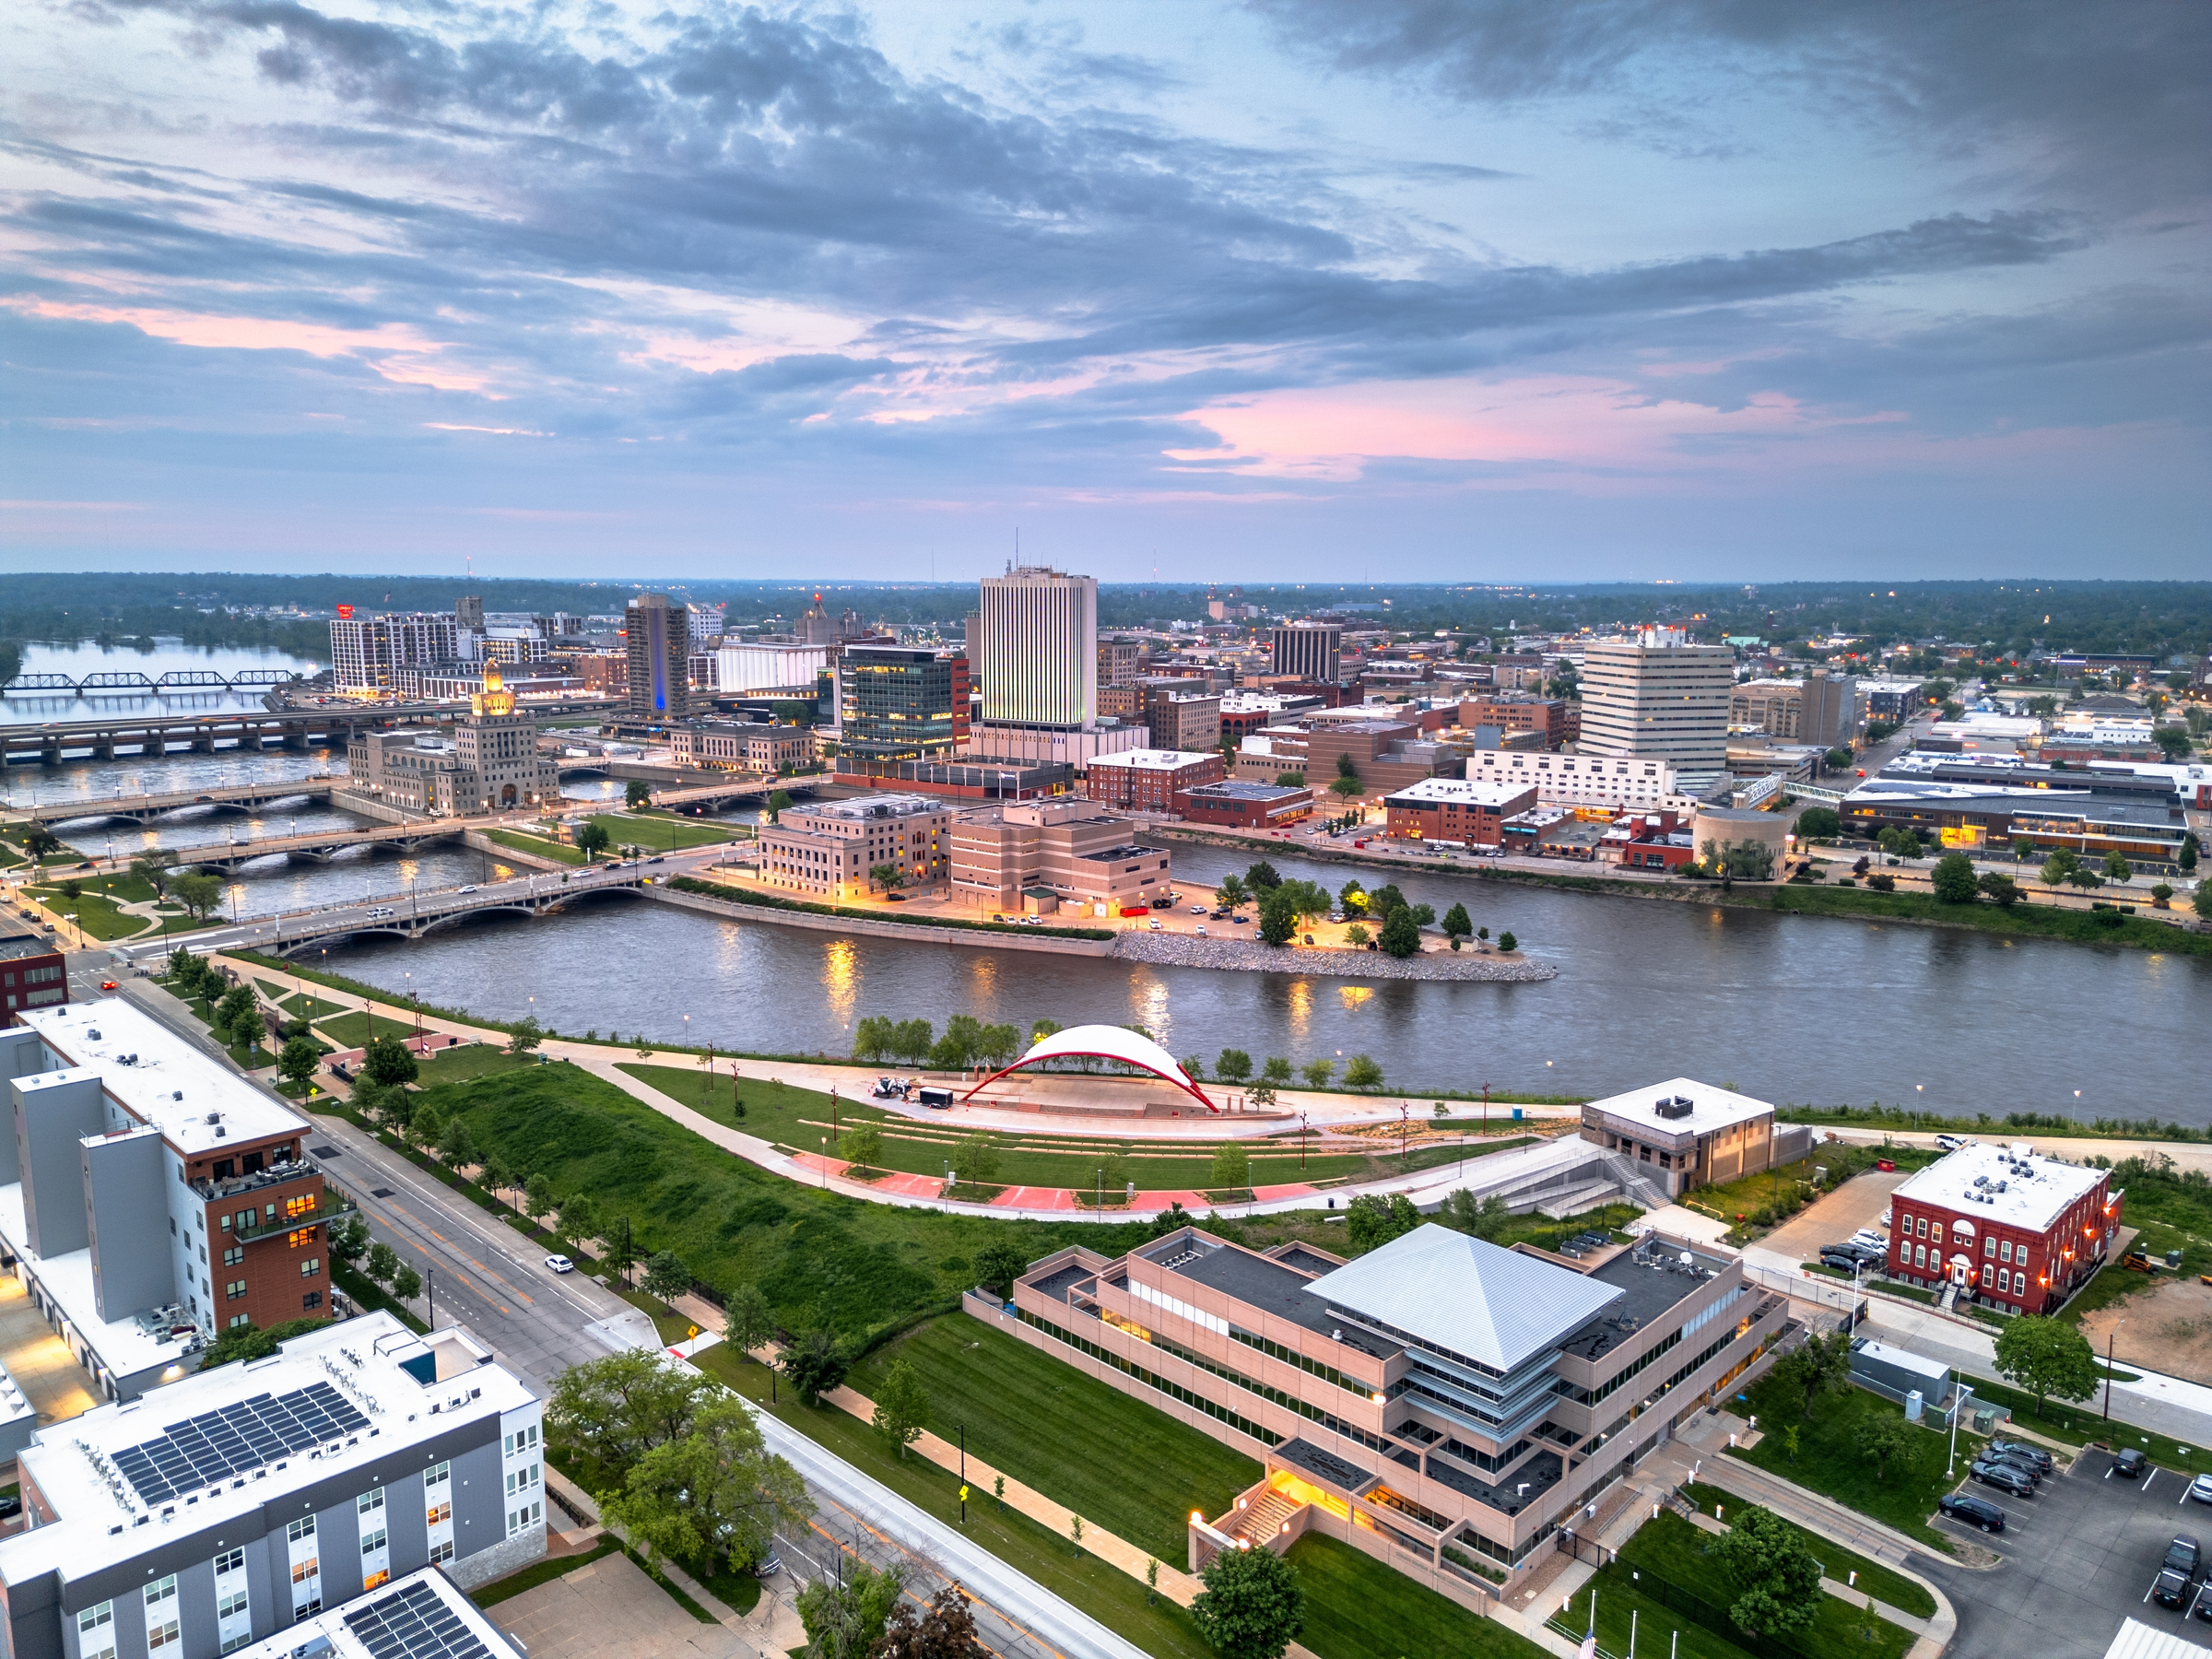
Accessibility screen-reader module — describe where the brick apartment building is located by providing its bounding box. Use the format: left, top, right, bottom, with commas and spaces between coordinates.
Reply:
976, 1219, 1784, 1604
757, 794, 951, 898
1085, 748, 1224, 811
0, 1003, 348, 1399
1887, 1143, 2120, 1315
1175, 780, 1313, 829
0, 926, 66, 1024
1456, 696, 1574, 749
1143, 685, 1223, 751
1382, 779, 1537, 846
1301, 717, 1452, 799
949, 798, 1171, 914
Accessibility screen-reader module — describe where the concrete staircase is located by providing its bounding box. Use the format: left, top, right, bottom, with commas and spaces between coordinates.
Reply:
1228, 1488, 1300, 1547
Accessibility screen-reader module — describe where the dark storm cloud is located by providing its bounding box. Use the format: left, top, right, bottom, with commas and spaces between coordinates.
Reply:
1246, 0, 2212, 211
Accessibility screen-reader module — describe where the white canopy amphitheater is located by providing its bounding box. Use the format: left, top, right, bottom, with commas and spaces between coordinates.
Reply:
960, 1022, 1217, 1112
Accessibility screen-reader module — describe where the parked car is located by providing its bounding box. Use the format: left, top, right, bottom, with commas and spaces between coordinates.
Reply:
1194, 926, 1206, 936
1970, 1460, 2037, 1498
1937, 1492, 2006, 1533
2157, 1571, 2194, 1609
2116, 1448, 2150, 1477
1936, 1134, 1971, 1152
1987, 1439, 2054, 1476
2191, 1475, 2212, 1506
1983, 1447, 2045, 1482
1851, 1229, 1887, 1249
544, 1254, 574, 1274
0, 1494, 20, 1521
2166, 1535, 2202, 1581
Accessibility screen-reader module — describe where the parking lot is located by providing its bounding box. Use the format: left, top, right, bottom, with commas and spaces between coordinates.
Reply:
1919, 1443, 2212, 1657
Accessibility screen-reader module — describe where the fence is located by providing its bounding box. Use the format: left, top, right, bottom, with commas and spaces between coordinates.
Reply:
1553, 1531, 1833, 1659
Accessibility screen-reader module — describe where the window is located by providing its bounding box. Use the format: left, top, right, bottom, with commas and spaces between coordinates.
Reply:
76, 1602, 115, 1659
290, 1559, 318, 1584
359, 1488, 385, 1519
1983, 1237, 1994, 1259
360, 1524, 388, 1557
218, 1591, 249, 1619
503, 1424, 540, 1458
299, 1257, 322, 1278
144, 1576, 180, 1651
427, 1498, 452, 1526
227, 1313, 251, 1330
429, 1539, 454, 1565
288, 1228, 317, 1249
287, 1194, 315, 1218
288, 1515, 316, 1545
2001, 1241, 2014, 1263
505, 1464, 539, 1498
302, 1292, 323, 1311
221, 1246, 241, 1267
507, 1499, 543, 1539
216, 1547, 244, 1575
226, 1279, 247, 1300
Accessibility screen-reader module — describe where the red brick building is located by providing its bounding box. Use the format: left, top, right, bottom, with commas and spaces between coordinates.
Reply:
1382, 778, 1539, 846
1887, 1143, 2121, 1315
1085, 748, 1223, 811
0, 927, 66, 1023
1456, 695, 1572, 749
1174, 780, 1313, 829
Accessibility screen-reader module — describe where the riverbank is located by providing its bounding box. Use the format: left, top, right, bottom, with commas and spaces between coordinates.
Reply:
1112, 930, 1555, 981
1153, 825, 2212, 956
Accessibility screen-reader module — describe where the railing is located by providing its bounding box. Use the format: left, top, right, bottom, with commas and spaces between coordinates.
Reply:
194, 1157, 334, 1204
231, 1194, 359, 1244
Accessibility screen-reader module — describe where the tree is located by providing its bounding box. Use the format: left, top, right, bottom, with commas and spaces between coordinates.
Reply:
330, 1214, 370, 1265
523, 1172, 557, 1228
620, 778, 652, 810
853, 1017, 895, 1063
724, 1282, 775, 1357
1441, 901, 1471, 941
2196, 884, 2212, 922
782, 1328, 848, 1404
1712, 1505, 1824, 1640
797, 1560, 905, 1659
1030, 1017, 1063, 1045
365, 1241, 399, 1285
1244, 861, 1281, 892
1257, 886, 1297, 946
976, 1021, 1020, 1067
894, 1018, 935, 1064
1342, 923, 1369, 947
1216, 873, 1249, 908
871, 1582, 990, 1659
547, 1348, 720, 1493
2181, 833, 2200, 873
1366, 883, 1406, 918
1993, 1315, 2099, 1418
574, 819, 612, 860
2104, 849, 2134, 882
642, 1251, 690, 1307
1210, 1141, 1251, 1192
1345, 1192, 1421, 1252
19, 822, 61, 859
1931, 852, 1980, 903
2155, 725, 2194, 759
1191, 1538, 1305, 1659
480, 1151, 513, 1203
869, 862, 905, 890
277, 1035, 322, 1093
361, 1033, 419, 1088
1336, 878, 1365, 910
391, 1264, 422, 1302
1438, 1189, 1510, 1241
1216, 1049, 1253, 1082
974, 1241, 1030, 1299
1261, 1056, 1293, 1086
1853, 1414, 1923, 1485
841, 1121, 883, 1171
1497, 930, 1518, 953
950, 1133, 1000, 1187
767, 789, 794, 821
559, 1193, 601, 1254
1300, 1058, 1334, 1089
171, 871, 225, 919
436, 1116, 477, 1171
133, 851, 177, 898
871, 1358, 931, 1459
1378, 906, 1421, 958
199, 1315, 329, 1371
2041, 849, 2079, 887
1343, 1054, 1383, 1089
606, 1394, 810, 1581
506, 1016, 545, 1057
1772, 1329, 1853, 1418
214, 982, 257, 1035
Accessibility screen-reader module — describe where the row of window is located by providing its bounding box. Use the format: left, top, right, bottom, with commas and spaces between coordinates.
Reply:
1133, 1319, 1394, 1453
1227, 1325, 1371, 1399
1557, 1326, 1684, 1406
1018, 1308, 1282, 1447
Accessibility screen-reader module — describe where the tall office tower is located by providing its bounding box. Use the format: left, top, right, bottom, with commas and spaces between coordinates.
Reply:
978, 567, 1097, 729
1271, 621, 1343, 682
1578, 627, 1735, 771
454, 594, 486, 631
1097, 639, 1143, 688
839, 645, 971, 762
624, 593, 692, 722
329, 612, 460, 693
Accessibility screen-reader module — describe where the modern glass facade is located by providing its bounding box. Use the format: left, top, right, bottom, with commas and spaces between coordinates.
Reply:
839, 645, 969, 762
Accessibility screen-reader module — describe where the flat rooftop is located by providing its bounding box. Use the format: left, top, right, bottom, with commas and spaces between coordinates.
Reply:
1893, 1143, 2107, 1234
1384, 778, 1538, 806
1582, 1077, 1774, 1138
1558, 1241, 1735, 1361
0, 930, 57, 965
0, 1313, 530, 1585
24, 1001, 309, 1156
1087, 748, 1216, 770
785, 793, 947, 822
1306, 1226, 1622, 1375
226, 1567, 519, 1659
0, 1182, 182, 1377
1162, 1241, 1399, 1357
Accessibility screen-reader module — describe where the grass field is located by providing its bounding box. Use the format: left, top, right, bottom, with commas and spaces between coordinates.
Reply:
844, 1313, 1261, 1562
691, 1344, 1215, 1659
269, 985, 353, 1020
483, 828, 586, 865
312, 1010, 390, 1049
1284, 1531, 1546, 1659
1617, 1510, 1912, 1659
1559, 1570, 1754, 1659
589, 811, 747, 853
411, 1044, 546, 1088
1675, 1483, 1935, 1618
618, 1064, 1531, 1192
1725, 1376, 1968, 1550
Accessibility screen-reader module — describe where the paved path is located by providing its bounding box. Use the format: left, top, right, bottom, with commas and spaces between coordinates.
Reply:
488, 1550, 755, 1659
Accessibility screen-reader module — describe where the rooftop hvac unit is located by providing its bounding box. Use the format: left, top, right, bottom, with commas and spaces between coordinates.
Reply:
1653, 1097, 1694, 1121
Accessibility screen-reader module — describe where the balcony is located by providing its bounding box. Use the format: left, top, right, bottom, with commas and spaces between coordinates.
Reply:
192, 1156, 330, 1204
230, 1193, 359, 1244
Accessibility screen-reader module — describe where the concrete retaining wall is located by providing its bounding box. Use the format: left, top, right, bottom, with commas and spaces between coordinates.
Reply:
645, 885, 1121, 957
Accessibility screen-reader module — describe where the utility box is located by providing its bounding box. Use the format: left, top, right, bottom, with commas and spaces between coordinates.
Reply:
1905, 1389, 1924, 1423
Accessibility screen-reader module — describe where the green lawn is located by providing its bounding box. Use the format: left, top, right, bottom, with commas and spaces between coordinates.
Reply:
483, 828, 586, 865
411, 1044, 547, 1088
1675, 1484, 1935, 1618
1285, 1531, 1546, 1659
1617, 1511, 1912, 1659
618, 1064, 1528, 1192
691, 1345, 1214, 1659
1725, 1378, 1969, 1550
1560, 1571, 1756, 1659
845, 1313, 1262, 1562
473, 1537, 622, 1607
1955, 1372, 2209, 1474
590, 811, 747, 853
271, 985, 354, 1020
313, 1010, 387, 1050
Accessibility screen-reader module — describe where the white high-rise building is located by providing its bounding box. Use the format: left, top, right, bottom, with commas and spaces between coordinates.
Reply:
1578, 628, 1735, 771
978, 567, 1097, 730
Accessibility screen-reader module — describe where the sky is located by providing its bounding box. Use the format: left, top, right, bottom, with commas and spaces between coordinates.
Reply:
3, 0, 2207, 582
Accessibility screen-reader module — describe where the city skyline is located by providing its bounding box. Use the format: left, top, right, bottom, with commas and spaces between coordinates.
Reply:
6, 3, 2206, 580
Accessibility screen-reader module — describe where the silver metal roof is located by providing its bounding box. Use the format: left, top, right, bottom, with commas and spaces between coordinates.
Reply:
1304, 1225, 1624, 1373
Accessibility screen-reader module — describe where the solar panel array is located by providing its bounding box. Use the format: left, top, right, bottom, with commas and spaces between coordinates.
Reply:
344, 1580, 491, 1659
111, 1382, 371, 1504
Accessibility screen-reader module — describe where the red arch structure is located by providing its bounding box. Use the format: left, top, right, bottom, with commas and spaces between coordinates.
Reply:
960, 1023, 1218, 1112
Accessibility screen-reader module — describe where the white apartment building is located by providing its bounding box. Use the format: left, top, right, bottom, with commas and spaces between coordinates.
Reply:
1578, 629, 1734, 771
0, 1312, 545, 1659
977, 568, 1097, 728
329, 617, 461, 698
716, 643, 831, 697
1467, 750, 1684, 812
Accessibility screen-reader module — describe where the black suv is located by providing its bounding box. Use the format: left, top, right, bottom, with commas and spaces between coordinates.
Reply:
2116, 1448, 2150, 1478
1986, 1438, 2054, 1476
2166, 1535, 2202, 1579
2157, 1570, 2194, 1609
1937, 1492, 2006, 1533
1983, 1445, 2048, 1482
1971, 1459, 2037, 1498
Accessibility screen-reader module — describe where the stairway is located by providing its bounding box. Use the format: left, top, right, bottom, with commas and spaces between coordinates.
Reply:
1230, 1489, 1300, 1546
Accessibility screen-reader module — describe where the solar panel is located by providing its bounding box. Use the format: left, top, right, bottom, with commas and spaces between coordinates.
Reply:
343, 1580, 491, 1659
112, 1382, 371, 1504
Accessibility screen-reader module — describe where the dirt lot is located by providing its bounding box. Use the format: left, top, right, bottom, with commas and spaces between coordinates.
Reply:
2077, 1274, 2212, 1385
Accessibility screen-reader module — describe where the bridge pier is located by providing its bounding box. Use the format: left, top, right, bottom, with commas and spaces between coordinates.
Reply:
283, 732, 310, 752
193, 732, 217, 754
94, 735, 116, 761
39, 740, 60, 766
